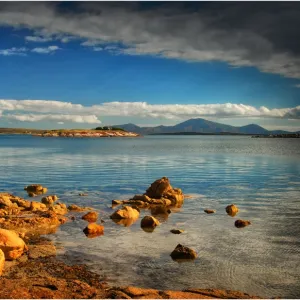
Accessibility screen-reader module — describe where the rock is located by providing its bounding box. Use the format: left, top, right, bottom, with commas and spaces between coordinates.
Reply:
79, 193, 88, 196
204, 209, 216, 214
151, 206, 171, 215
82, 212, 98, 222
170, 244, 197, 261
145, 177, 172, 198
141, 216, 160, 232
28, 243, 56, 259
0, 249, 4, 276
30, 201, 47, 212
226, 204, 239, 217
235, 219, 251, 228
110, 206, 140, 220
170, 229, 184, 234
41, 195, 58, 206
49, 203, 68, 215
0, 195, 13, 208
111, 218, 138, 227
67, 204, 89, 212
112, 199, 123, 205
27, 192, 37, 197
83, 223, 104, 237
24, 185, 47, 193
0, 228, 28, 260
162, 188, 184, 207
131, 194, 151, 202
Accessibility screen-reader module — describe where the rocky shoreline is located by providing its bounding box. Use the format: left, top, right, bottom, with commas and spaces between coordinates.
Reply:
0, 179, 260, 299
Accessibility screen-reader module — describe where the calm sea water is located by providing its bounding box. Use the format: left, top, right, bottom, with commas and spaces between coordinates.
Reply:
0, 135, 299, 298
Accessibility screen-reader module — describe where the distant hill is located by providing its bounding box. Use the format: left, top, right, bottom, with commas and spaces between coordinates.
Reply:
113, 118, 295, 135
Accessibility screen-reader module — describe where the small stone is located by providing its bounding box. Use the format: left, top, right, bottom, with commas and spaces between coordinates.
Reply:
82, 211, 98, 222
141, 216, 160, 228
226, 204, 239, 217
79, 193, 88, 196
235, 219, 251, 228
204, 209, 216, 214
83, 223, 104, 236
170, 229, 184, 234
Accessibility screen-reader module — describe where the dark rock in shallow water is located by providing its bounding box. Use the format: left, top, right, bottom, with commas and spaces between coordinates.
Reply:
141, 216, 160, 229
204, 209, 216, 214
170, 244, 197, 261
83, 223, 104, 237
235, 219, 251, 228
170, 229, 184, 234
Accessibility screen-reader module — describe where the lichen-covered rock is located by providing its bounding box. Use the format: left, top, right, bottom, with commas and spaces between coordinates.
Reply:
0, 248, 4, 276
170, 229, 184, 234
82, 211, 98, 222
235, 219, 251, 228
83, 223, 104, 237
141, 216, 160, 229
226, 204, 239, 217
41, 195, 58, 206
0, 228, 28, 260
170, 244, 197, 261
30, 201, 47, 212
204, 209, 216, 214
110, 206, 140, 220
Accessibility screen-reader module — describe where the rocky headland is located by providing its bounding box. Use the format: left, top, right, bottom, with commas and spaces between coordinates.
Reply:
0, 179, 259, 299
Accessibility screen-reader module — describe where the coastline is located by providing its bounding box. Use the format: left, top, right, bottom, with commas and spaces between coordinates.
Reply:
0, 186, 261, 299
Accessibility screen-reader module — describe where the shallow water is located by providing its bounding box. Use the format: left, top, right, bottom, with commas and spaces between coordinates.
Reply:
0, 135, 300, 298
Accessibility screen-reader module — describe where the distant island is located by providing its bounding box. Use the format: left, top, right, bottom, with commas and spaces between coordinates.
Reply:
113, 118, 300, 137
0, 127, 140, 138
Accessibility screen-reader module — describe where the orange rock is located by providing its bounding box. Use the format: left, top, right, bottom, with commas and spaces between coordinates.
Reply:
110, 206, 140, 220
30, 201, 47, 212
226, 204, 239, 217
41, 195, 58, 205
0, 249, 4, 276
141, 216, 160, 228
82, 212, 98, 222
83, 223, 104, 236
145, 177, 172, 198
0, 228, 28, 260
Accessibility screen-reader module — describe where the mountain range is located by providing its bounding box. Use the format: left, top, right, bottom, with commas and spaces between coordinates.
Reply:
113, 118, 298, 135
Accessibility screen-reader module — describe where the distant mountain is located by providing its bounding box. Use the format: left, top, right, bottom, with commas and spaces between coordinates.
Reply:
113, 118, 297, 135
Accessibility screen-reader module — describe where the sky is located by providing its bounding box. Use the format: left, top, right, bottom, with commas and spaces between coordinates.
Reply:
0, 2, 300, 131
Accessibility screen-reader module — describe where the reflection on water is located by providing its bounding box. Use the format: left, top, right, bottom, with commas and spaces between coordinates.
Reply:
0, 135, 300, 298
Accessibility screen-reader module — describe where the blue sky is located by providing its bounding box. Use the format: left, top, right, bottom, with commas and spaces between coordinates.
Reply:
0, 2, 300, 131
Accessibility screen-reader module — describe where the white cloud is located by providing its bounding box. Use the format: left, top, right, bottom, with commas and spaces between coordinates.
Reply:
0, 3, 300, 78
6, 113, 101, 124
0, 99, 299, 121
0, 47, 27, 56
31, 45, 60, 54
25, 35, 53, 42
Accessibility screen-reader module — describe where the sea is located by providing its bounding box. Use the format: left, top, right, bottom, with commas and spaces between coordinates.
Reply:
0, 134, 299, 298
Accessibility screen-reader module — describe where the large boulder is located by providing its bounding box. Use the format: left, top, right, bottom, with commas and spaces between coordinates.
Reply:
235, 219, 251, 228
170, 244, 197, 261
145, 177, 172, 199
82, 212, 98, 222
41, 195, 58, 206
0, 229, 28, 260
110, 206, 140, 220
226, 204, 239, 217
0, 249, 4, 276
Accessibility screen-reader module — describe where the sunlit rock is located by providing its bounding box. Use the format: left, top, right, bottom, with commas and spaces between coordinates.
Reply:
82, 211, 98, 222
0, 228, 28, 260
41, 195, 58, 206
110, 206, 140, 220
83, 223, 104, 237
226, 204, 239, 217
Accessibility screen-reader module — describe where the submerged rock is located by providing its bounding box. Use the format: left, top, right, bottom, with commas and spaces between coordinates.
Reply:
111, 218, 138, 227
82, 211, 98, 222
83, 223, 104, 237
235, 219, 251, 228
67, 204, 91, 212
110, 206, 140, 220
226, 204, 239, 217
204, 209, 216, 214
0, 249, 4, 276
170, 244, 197, 261
170, 229, 184, 234
41, 195, 58, 206
0, 229, 28, 260
24, 184, 47, 193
